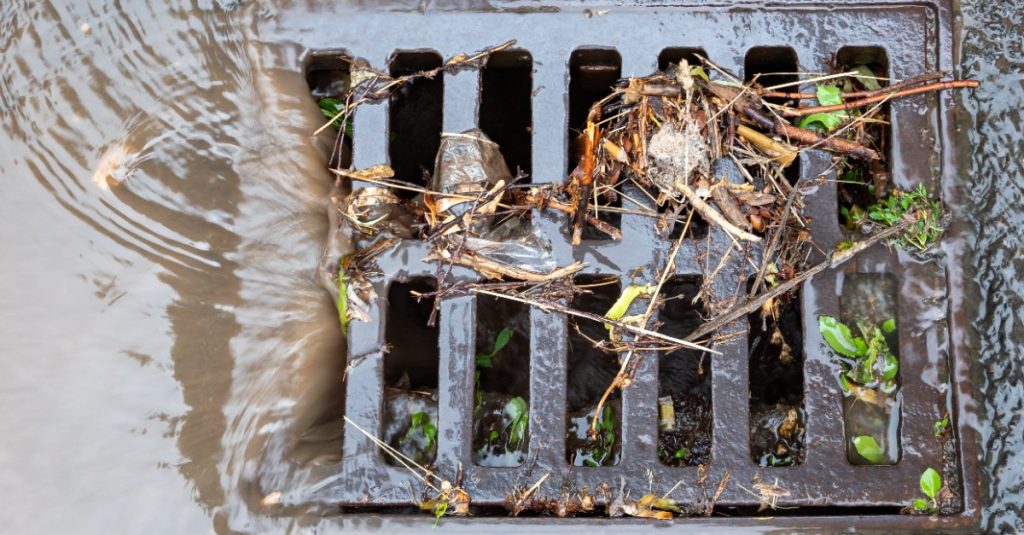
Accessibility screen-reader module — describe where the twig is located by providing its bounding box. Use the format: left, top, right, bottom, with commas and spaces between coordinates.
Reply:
471, 288, 717, 354
676, 182, 761, 242
684, 215, 917, 342
760, 71, 945, 100
780, 79, 979, 117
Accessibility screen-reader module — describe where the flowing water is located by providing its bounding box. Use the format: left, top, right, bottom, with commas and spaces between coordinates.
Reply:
0, 0, 1020, 532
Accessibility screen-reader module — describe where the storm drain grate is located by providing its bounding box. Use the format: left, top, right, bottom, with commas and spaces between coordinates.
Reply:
295, 1, 979, 529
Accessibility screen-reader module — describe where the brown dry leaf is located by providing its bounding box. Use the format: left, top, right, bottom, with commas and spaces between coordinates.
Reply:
339, 164, 395, 181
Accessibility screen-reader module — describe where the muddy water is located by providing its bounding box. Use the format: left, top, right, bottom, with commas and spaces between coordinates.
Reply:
0, 1, 1021, 533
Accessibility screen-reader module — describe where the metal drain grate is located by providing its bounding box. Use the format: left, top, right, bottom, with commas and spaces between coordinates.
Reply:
294, 1, 979, 529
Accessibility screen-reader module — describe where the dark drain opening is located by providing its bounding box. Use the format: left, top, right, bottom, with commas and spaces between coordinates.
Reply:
305, 53, 352, 170
383, 278, 440, 467
745, 46, 801, 186
480, 50, 533, 179
834, 47, 890, 228
389, 51, 443, 198
748, 282, 806, 466
566, 276, 622, 467
656, 277, 712, 466
568, 48, 622, 240
840, 273, 902, 466
473, 291, 531, 467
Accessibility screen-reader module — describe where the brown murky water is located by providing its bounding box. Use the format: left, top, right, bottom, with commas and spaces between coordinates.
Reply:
0, 0, 1020, 533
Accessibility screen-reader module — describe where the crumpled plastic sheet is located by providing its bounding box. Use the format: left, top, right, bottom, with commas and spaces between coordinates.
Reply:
432, 128, 557, 276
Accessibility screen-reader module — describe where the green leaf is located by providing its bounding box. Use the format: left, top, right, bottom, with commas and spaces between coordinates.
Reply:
336, 266, 350, 335
912, 498, 928, 511
920, 468, 942, 500
798, 112, 845, 132
604, 285, 657, 332
881, 353, 899, 381
853, 435, 885, 463
852, 65, 882, 91
411, 411, 426, 428
488, 430, 499, 442
423, 421, 438, 450
819, 316, 864, 358
934, 416, 950, 437
492, 328, 513, 354
673, 447, 689, 459
475, 354, 493, 369
882, 318, 896, 333
690, 65, 709, 81
816, 85, 843, 106
505, 396, 529, 446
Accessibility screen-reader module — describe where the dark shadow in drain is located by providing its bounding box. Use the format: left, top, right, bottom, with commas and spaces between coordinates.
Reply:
566, 275, 622, 466
389, 51, 443, 198
305, 52, 352, 170
656, 277, 712, 466
473, 291, 531, 467
745, 46, 801, 186
383, 278, 439, 467
748, 281, 806, 466
568, 48, 622, 240
480, 50, 533, 179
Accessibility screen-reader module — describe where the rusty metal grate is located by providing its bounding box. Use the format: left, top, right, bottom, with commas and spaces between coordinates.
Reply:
293, 1, 980, 530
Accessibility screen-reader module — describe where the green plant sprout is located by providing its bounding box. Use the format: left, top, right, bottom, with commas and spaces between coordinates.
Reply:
401, 411, 437, 452
850, 184, 945, 251
504, 396, 528, 448
673, 447, 689, 460
583, 405, 617, 467
934, 415, 950, 437
819, 315, 899, 393
911, 467, 943, 513
475, 327, 513, 411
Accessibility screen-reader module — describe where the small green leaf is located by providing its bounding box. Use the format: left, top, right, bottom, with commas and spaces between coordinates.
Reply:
798, 111, 845, 132
882, 318, 896, 333
492, 327, 513, 354
934, 416, 950, 437
881, 353, 899, 381
505, 396, 529, 446
912, 498, 928, 511
853, 435, 885, 463
852, 65, 882, 91
920, 468, 942, 500
488, 430, 499, 442
475, 354, 493, 369
411, 411, 426, 428
816, 85, 843, 106
819, 316, 863, 358
690, 65, 709, 81
674, 447, 689, 459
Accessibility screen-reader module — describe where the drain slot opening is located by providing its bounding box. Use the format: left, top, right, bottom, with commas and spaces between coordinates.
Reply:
840, 273, 902, 465
383, 279, 440, 467
744, 46, 801, 186
748, 282, 806, 466
389, 51, 444, 198
568, 49, 623, 240
305, 53, 352, 169
480, 50, 534, 179
566, 275, 623, 467
656, 277, 713, 466
473, 291, 531, 467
